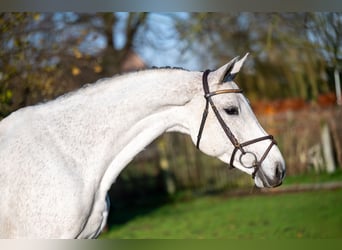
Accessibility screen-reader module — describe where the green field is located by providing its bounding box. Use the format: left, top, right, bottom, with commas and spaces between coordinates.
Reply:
100, 188, 342, 239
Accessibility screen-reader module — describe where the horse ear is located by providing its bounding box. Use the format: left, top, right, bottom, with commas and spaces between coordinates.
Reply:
216, 53, 249, 83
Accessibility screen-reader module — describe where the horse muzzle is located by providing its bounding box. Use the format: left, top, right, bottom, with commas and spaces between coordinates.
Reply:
253, 160, 286, 188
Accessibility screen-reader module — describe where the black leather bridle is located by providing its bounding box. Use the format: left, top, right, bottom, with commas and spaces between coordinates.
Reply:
196, 70, 277, 179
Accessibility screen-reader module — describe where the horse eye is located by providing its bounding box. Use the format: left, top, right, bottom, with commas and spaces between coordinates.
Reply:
224, 106, 239, 115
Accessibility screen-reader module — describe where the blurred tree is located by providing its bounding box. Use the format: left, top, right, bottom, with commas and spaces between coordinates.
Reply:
305, 13, 342, 68
175, 13, 333, 102
305, 13, 342, 105
0, 12, 149, 118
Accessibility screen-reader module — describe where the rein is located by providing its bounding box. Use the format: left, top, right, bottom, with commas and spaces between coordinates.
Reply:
196, 70, 277, 179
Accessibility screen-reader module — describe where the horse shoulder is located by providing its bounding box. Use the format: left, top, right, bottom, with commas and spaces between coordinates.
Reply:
0, 108, 95, 238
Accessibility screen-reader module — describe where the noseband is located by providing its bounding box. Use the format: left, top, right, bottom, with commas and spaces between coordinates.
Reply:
196, 70, 277, 179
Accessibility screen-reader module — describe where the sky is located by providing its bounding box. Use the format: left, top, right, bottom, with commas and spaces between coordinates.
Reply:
114, 12, 214, 71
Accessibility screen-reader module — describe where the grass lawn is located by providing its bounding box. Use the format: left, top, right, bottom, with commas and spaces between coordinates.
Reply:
100, 188, 342, 239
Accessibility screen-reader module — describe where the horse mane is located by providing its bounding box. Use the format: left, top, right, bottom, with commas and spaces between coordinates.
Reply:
150, 66, 189, 71
115, 65, 189, 76
50, 66, 190, 105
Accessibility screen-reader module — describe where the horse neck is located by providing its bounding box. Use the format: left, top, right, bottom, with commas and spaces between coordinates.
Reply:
46, 69, 201, 192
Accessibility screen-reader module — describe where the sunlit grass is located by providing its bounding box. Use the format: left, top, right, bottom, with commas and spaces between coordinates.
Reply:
100, 188, 342, 239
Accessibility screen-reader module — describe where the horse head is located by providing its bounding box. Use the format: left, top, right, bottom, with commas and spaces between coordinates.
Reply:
187, 54, 286, 188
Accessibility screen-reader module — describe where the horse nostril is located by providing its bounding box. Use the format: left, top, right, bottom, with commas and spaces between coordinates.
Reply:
275, 162, 285, 179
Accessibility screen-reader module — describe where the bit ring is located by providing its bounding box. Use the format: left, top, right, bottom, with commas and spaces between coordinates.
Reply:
239, 151, 258, 168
